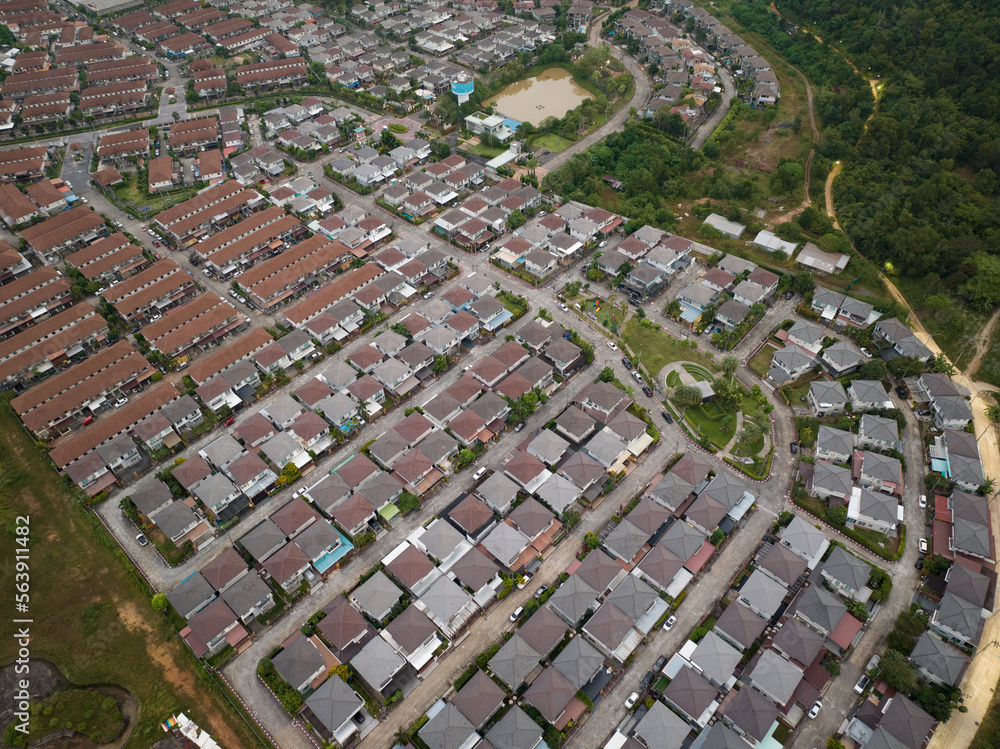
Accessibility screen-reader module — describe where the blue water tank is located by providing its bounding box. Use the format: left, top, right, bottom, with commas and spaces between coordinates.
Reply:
451, 74, 474, 103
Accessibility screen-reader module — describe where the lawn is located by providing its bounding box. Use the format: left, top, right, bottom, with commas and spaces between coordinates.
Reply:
682, 392, 767, 454
462, 140, 506, 159
113, 181, 199, 216
581, 296, 627, 333
0, 402, 264, 749
748, 343, 778, 377
531, 133, 575, 153
621, 319, 719, 383
972, 674, 1000, 749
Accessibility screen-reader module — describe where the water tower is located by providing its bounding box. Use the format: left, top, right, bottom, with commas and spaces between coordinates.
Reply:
451, 73, 474, 105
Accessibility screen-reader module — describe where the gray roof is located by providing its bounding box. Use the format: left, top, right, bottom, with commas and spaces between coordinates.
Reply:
659, 518, 707, 560
952, 491, 992, 558
356, 470, 403, 508
551, 634, 605, 689
416, 428, 459, 466
935, 591, 985, 642
759, 543, 808, 589
816, 425, 853, 457
192, 472, 241, 510
523, 665, 577, 725
484, 705, 543, 749
383, 605, 438, 655
822, 546, 871, 592
419, 575, 472, 624
860, 414, 900, 446
809, 379, 848, 404
260, 431, 302, 465
714, 600, 767, 650
850, 379, 891, 406
856, 486, 899, 524
781, 516, 829, 561
481, 522, 530, 568
880, 696, 936, 749
517, 604, 567, 657
910, 631, 969, 686
626, 497, 671, 536
749, 649, 802, 705
723, 682, 779, 741
507, 497, 555, 539
585, 427, 628, 467
548, 574, 598, 626
634, 700, 689, 749
606, 409, 647, 442
305, 472, 351, 514
663, 665, 718, 722
166, 572, 215, 619
738, 570, 788, 618
527, 429, 570, 466
555, 405, 597, 441
420, 519, 467, 561
353, 634, 405, 692
475, 470, 520, 513
263, 393, 303, 426
240, 518, 287, 562
647, 471, 697, 511
787, 319, 826, 345
320, 360, 356, 390
690, 723, 747, 749
220, 572, 272, 618
822, 340, 864, 370
304, 676, 363, 735
294, 520, 341, 562
351, 570, 402, 621
793, 585, 846, 634
200, 433, 245, 469
153, 500, 200, 539
605, 574, 656, 622
272, 635, 324, 691
559, 449, 607, 491
771, 617, 824, 667
369, 429, 409, 466
865, 727, 913, 749
450, 547, 501, 592
812, 460, 852, 497
702, 471, 751, 509
535, 472, 580, 514
691, 630, 742, 686
769, 347, 814, 383
603, 518, 649, 562
490, 633, 541, 688
946, 562, 989, 607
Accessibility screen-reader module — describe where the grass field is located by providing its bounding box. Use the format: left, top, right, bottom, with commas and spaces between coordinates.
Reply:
682, 391, 767, 454
462, 140, 506, 159
113, 181, 199, 216
0, 402, 264, 749
582, 296, 627, 332
972, 674, 1000, 749
621, 320, 718, 382
748, 343, 779, 377
531, 133, 575, 153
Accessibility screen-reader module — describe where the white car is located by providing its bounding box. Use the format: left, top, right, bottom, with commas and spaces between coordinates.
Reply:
625, 692, 640, 710
472, 467, 487, 481
607, 340, 617, 350
663, 615, 676, 631
559, 303, 568, 312
509, 606, 523, 623
918, 494, 927, 509
808, 701, 822, 719
919, 538, 928, 553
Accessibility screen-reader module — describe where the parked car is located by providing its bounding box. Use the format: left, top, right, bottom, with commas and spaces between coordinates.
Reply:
472, 467, 487, 481
895, 386, 909, 398
860, 347, 873, 358
640, 670, 656, 690
607, 340, 618, 351
867, 654, 881, 672
202, 268, 212, 277
783, 291, 794, 300
632, 370, 643, 383
516, 573, 531, 590
509, 606, 524, 623
662, 411, 673, 423
514, 422, 526, 432
621, 357, 633, 370
919, 537, 928, 553
625, 692, 640, 710
136, 533, 148, 547
919, 494, 927, 509
854, 675, 871, 694
642, 385, 653, 397
808, 701, 822, 719
790, 442, 798, 454
654, 655, 668, 673
222, 417, 235, 427
423, 291, 434, 299
559, 303, 568, 312
599, 240, 608, 248
663, 615, 676, 631
534, 585, 547, 600
116, 396, 128, 407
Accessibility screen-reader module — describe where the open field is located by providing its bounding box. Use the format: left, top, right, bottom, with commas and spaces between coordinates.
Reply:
0, 401, 264, 749
621, 320, 718, 379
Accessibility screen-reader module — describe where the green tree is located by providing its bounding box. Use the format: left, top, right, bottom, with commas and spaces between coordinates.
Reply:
432, 356, 448, 373
826, 505, 848, 525
507, 209, 527, 229
599, 366, 615, 382
985, 403, 1000, 422
721, 354, 739, 382
672, 384, 703, 422
879, 649, 917, 693
151, 594, 168, 611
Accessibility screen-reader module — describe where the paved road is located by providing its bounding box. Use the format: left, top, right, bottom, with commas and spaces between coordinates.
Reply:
689, 66, 736, 151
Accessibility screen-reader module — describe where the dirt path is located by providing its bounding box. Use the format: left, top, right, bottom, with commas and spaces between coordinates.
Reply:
769, 60, 818, 226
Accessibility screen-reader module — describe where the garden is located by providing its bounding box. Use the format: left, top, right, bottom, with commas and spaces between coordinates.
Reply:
579, 294, 627, 333
620, 319, 717, 378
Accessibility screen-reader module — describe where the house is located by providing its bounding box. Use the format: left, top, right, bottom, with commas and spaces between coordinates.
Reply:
193, 473, 245, 520
874, 318, 934, 363
746, 649, 803, 707
737, 570, 788, 620
931, 591, 987, 649
350, 570, 402, 624
689, 630, 742, 689
854, 450, 903, 496
418, 704, 477, 749
182, 599, 242, 658
302, 676, 365, 743
950, 491, 993, 561
811, 461, 852, 501
714, 599, 768, 652
263, 541, 312, 591
353, 635, 406, 696
816, 426, 853, 463
847, 485, 900, 534
240, 518, 287, 563
768, 347, 815, 385
166, 572, 216, 619
909, 631, 970, 687
716, 300, 750, 331
273, 635, 326, 692
780, 516, 830, 569
849, 379, 893, 411
722, 685, 779, 746
786, 319, 826, 355
857, 414, 901, 453
808, 380, 848, 417
821, 546, 871, 599
821, 340, 865, 377
381, 605, 442, 672
221, 572, 275, 623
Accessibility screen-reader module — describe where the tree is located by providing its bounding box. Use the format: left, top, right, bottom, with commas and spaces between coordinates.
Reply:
879, 649, 917, 693
672, 385, 703, 422
824, 659, 841, 677
986, 403, 1000, 422
858, 359, 889, 381
791, 272, 815, 296
710, 529, 725, 546
666, 299, 682, 318
507, 209, 526, 229
432, 356, 448, 373
721, 354, 739, 382
151, 593, 168, 611
826, 505, 848, 525
922, 554, 952, 575
599, 366, 616, 382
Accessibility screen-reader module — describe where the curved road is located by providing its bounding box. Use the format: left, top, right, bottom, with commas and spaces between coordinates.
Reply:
538, 10, 651, 175
689, 67, 736, 151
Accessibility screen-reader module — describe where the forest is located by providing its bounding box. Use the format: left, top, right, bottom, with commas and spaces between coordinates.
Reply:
770, 0, 1000, 362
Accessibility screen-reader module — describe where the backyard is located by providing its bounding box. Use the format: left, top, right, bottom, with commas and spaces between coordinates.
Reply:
113, 180, 199, 217
530, 133, 575, 153
748, 342, 779, 377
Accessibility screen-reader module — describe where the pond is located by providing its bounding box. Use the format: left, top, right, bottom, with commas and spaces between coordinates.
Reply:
484, 67, 595, 125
